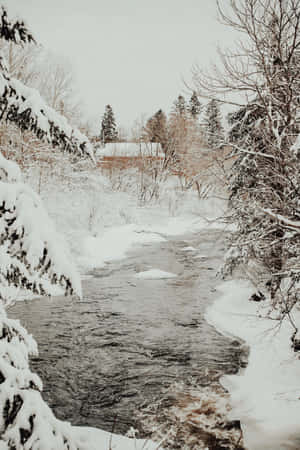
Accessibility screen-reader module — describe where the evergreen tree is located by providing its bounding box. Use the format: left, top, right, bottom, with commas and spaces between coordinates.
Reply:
188, 91, 201, 119
227, 102, 265, 151
204, 99, 224, 148
144, 109, 167, 149
100, 104, 118, 144
172, 95, 186, 116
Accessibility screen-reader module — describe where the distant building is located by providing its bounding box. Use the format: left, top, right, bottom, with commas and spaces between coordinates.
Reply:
96, 142, 164, 171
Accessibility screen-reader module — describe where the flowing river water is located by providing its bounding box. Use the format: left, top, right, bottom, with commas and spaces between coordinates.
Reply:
9, 228, 247, 447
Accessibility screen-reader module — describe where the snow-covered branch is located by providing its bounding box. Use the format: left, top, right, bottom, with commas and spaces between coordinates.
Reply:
0, 73, 94, 159
0, 158, 82, 301
0, 308, 87, 449
0, 7, 34, 45
262, 208, 300, 231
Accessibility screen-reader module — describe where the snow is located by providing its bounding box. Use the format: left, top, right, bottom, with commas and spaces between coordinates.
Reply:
3, 75, 94, 159
96, 142, 164, 158
79, 224, 166, 269
7, 158, 300, 449
77, 214, 225, 271
0, 152, 22, 182
262, 208, 300, 230
135, 269, 177, 279
0, 180, 82, 299
72, 426, 162, 450
7, 153, 300, 448
206, 280, 300, 449
35, 165, 227, 275
0, 156, 228, 448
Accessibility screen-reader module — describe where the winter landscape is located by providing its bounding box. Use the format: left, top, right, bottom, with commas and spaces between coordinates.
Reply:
0, 0, 300, 449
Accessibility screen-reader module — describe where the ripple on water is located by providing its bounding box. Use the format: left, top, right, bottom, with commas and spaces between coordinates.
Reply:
8, 230, 246, 444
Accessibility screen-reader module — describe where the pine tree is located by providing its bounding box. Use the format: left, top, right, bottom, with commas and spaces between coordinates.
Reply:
100, 104, 118, 144
204, 99, 224, 148
188, 91, 201, 119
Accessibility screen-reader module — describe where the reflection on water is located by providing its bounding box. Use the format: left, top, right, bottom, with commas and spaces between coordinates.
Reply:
9, 230, 245, 436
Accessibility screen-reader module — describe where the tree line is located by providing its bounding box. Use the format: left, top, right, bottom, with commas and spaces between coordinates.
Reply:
98, 93, 224, 149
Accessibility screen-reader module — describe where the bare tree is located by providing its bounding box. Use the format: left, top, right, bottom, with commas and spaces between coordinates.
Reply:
193, 0, 300, 329
1, 42, 82, 126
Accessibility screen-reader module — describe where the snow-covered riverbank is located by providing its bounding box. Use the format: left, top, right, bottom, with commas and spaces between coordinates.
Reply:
7, 172, 229, 449
206, 280, 300, 449
13, 164, 300, 449
71, 426, 162, 450
16, 166, 300, 449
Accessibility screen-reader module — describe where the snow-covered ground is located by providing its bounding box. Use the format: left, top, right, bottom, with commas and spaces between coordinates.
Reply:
206, 280, 300, 449
95, 142, 164, 157
12, 167, 226, 449
33, 168, 225, 273
71, 426, 163, 450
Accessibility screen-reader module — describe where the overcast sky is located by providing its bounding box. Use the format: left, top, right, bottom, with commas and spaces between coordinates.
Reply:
6, 0, 236, 132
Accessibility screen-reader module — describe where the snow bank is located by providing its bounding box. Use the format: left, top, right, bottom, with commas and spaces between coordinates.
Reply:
135, 269, 177, 279
72, 426, 162, 450
33, 159, 229, 275
206, 280, 300, 449
79, 224, 166, 269
78, 211, 227, 271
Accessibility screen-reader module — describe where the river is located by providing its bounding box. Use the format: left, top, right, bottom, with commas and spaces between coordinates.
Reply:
8, 228, 246, 448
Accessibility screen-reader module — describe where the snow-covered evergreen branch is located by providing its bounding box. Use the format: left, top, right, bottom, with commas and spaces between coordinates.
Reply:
0, 7, 34, 45
0, 6, 95, 448
0, 7, 93, 160
0, 73, 94, 159
0, 308, 88, 449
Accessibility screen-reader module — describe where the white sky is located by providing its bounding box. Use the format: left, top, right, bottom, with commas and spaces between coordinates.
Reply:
7, 0, 236, 132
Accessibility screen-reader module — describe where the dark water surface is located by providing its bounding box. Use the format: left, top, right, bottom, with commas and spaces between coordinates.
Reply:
9, 229, 245, 435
